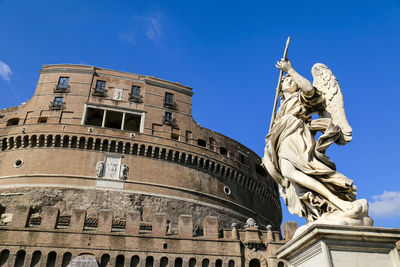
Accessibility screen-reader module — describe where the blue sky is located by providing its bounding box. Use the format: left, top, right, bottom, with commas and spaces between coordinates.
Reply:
0, 0, 399, 228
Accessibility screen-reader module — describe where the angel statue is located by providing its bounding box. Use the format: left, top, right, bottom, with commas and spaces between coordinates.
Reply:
262, 58, 373, 231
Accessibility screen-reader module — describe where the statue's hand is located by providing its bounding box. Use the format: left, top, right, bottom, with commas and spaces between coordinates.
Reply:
276, 59, 293, 73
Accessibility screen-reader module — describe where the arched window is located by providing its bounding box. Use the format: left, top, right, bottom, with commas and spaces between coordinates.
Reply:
199, 158, 204, 168
78, 137, 85, 149
0, 249, 9, 266
174, 151, 179, 162
71, 136, 78, 148
139, 145, 146, 156
147, 146, 153, 157
215, 259, 222, 267
160, 257, 168, 267
14, 250, 26, 267
160, 149, 166, 159
30, 250, 41, 267
16, 136, 22, 148
189, 258, 196, 267
8, 137, 14, 149
102, 139, 109, 151
193, 156, 198, 166
61, 252, 71, 267
115, 254, 125, 267
39, 135, 45, 147
23, 135, 29, 148
1, 138, 7, 151
249, 259, 260, 267
130, 255, 140, 267
174, 258, 182, 267
187, 154, 192, 165
87, 138, 93, 150
100, 254, 110, 267
110, 140, 116, 152
46, 135, 53, 147
117, 142, 123, 153
46, 251, 57, 267
132, 144, 139, 155
125, 143, 131, 154
167, 150, 173, 161
153, 147, 160, 158
94, 139, 101, 150
202, 259, 209, 267
277, 261, 285, 267
228, 260, 235, 267
180, 153, 186, 164
62, 135, 69, 148
145, 256, 154, 267
30, 135, 37, 147
54, 135, 61, 147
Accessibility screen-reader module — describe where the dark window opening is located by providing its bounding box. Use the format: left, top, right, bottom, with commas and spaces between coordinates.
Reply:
61, 252, 71, 267
164, 92, 176, 109
14, 250, 26, 267
163, 111, 175, 125
249, 259, 260, 267
171, 132, 179, 140
6, 118, 19, 126
197, 139, 206, 147
104, 110, 123, 129
145, 256, 154, 267
215, 259, 222, 267
202, 259, 210, 267
219, 147, 227, 155
255, 164, 268, 176
189, 258, 196, 267
228, 260, 235, 267
160, 257, 168, 267
240, 154, 246, 164
130, 256, 140, 267
94, 80, 106, 96
100, 254, 110, 267
38, 116, 48, 123
30, 250, 41, 267
46, 251, 57, 267
130, 85, 143, 102
85, 107, 104, 126
124, 113, 141, 132
174, 258, 183, 267
116, 255, 125, 267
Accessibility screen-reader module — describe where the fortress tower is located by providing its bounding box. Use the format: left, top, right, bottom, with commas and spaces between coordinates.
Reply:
0, 65, 289, 267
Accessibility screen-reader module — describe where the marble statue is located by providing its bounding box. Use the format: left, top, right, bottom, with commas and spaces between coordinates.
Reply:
263, 59, 373, 228
120, 164, 129, 180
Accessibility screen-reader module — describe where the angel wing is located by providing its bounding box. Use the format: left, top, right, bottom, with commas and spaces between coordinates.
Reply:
311, 63, 352, 145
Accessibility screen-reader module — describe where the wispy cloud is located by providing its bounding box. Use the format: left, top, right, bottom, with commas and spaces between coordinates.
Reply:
144, 15, 162, 41
119, 14, 162, 44
369, 191, 400, 218
0, 60, 12, 82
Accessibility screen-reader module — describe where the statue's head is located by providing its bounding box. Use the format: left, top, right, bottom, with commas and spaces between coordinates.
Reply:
281, 74, 298, 93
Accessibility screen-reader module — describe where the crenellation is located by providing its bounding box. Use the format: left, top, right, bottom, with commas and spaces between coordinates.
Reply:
203, 216, 219, 239
10, 205, 31, 228
178, 215, 193, 238
97, 210, 113, 233
152, 213, 167, 236
40, 206, 59, 230
69, 209, 86, 232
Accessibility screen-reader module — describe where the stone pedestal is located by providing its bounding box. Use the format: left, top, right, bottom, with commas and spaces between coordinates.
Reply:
276, 224, 400, 267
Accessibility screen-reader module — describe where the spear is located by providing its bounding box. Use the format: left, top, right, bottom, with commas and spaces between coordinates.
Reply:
268, 37, 290, 131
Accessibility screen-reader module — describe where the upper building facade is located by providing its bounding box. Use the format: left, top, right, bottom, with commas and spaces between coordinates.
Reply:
0, 64, 281, 230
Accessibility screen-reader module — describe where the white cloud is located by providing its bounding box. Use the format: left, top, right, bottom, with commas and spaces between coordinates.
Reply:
369, 191, 400, 218
0, 60, 12, 82
145, 15, 161, 41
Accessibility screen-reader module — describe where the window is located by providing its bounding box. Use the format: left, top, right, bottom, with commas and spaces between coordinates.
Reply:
219, 147, 227, 155
50, 97, 64, 109
209, 137, 215, 150
164, 92, 176, 109
6, 118, 19, 126
93, 80, 106, 96
185, 131, 192, 143
38, 116, 48, 123
55, 77, 69, 92
130, 85, 142, 102
163, 112, 176, 126
83, 105, 144, 132
197, 139, 206, 147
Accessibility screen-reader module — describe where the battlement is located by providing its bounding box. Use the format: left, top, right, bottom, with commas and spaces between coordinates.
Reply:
4, 205, 286, 242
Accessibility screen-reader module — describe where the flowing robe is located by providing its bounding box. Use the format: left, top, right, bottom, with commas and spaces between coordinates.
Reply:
263, 90, 356, 222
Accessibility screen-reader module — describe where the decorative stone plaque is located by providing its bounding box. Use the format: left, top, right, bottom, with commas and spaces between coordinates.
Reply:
104, 154, 122, 179
113, 88, 123, 101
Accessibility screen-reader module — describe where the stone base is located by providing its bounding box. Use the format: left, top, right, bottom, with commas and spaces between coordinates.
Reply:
276, 224, 400, 267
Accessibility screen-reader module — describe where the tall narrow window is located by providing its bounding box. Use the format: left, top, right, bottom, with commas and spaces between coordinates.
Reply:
50, 97, 64, 109
130, 85, 142, 102
56, 77, 69, 92
163, 112, 174, 126
164, 92, 175, 109
94, 80, 106, 96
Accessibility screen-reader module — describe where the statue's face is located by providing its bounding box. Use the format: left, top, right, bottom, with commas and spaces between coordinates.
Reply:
282, 76, 298, 93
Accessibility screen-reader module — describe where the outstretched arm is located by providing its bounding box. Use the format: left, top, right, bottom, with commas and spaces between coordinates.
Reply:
276, 59, 314, 97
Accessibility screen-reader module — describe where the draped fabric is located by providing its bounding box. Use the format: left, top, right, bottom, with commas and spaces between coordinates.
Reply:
263, 91, 356, 222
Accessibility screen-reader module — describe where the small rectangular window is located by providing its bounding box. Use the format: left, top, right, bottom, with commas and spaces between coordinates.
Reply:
95, 80, 106, 92
185, 131, 192, 143
171, 132, 179, 140
38, 116, 48, 123
164, 92, 175, 109
130, 86, 142, 102
164, 112, 172, 122
50, 97, 64, 110
197, 139, 206, 147
55, 77, 69, 93
219, 147, 227, 155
